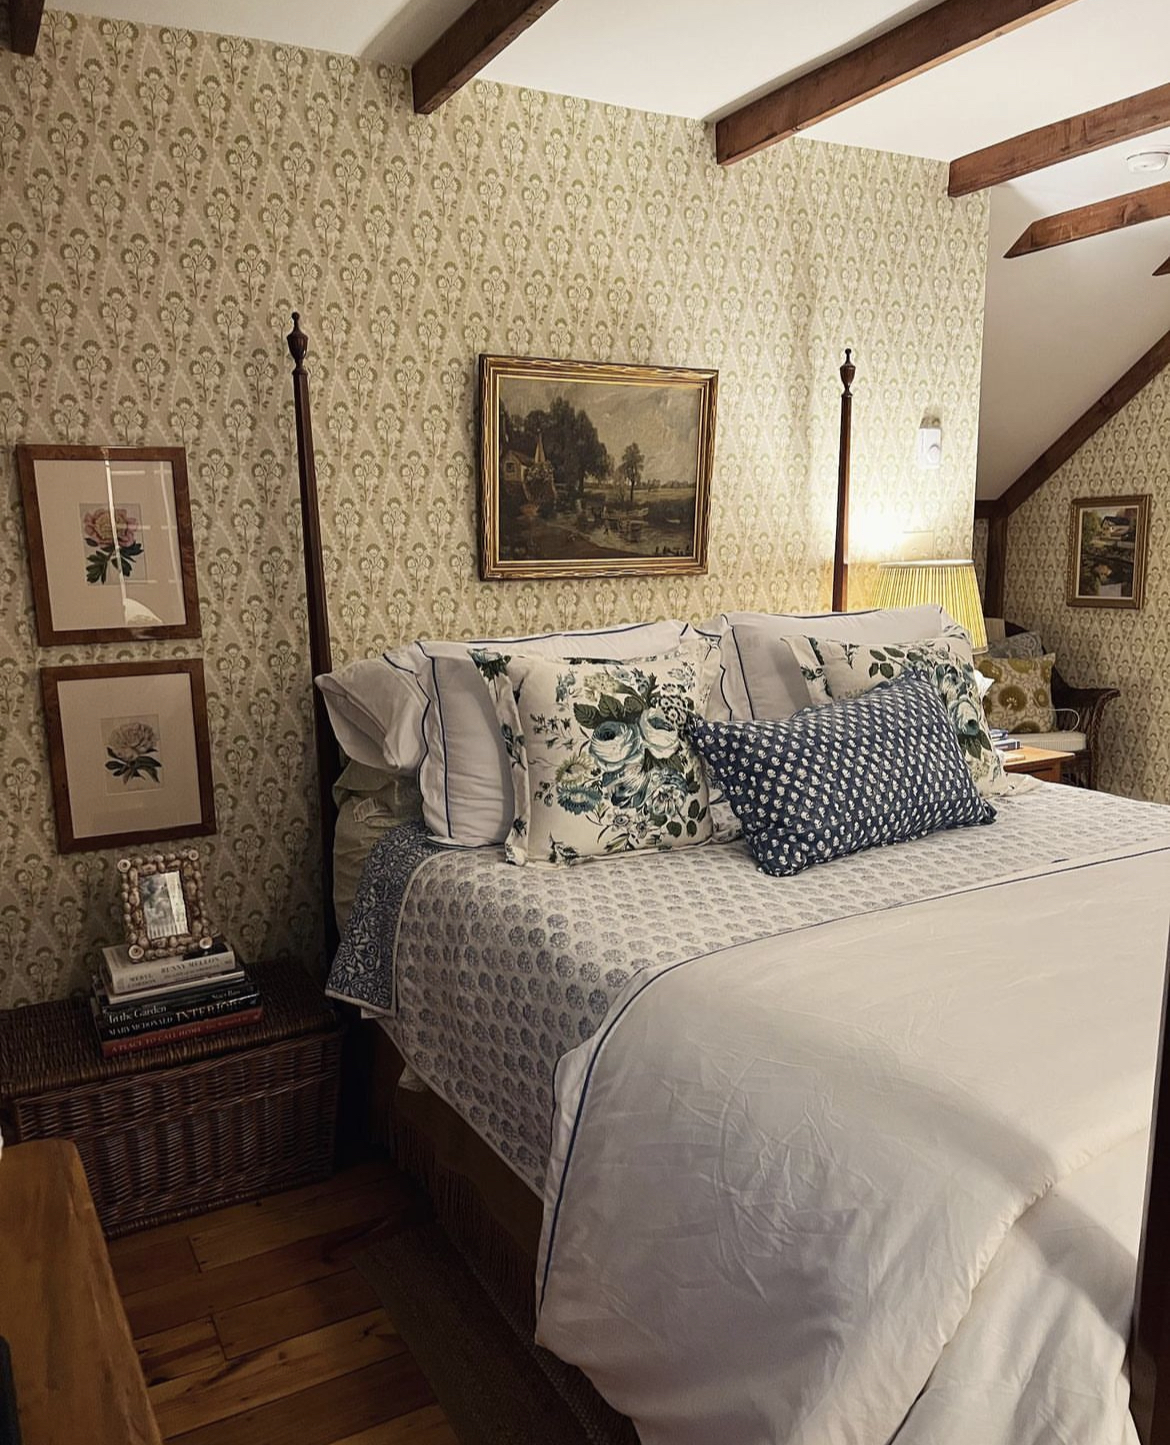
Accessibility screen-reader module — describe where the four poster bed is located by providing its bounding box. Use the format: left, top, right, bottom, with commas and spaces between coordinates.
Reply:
285, 314, 1170, 1444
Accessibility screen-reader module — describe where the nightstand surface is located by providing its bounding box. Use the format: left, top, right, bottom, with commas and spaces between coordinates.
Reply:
1001, 746, 1073, 782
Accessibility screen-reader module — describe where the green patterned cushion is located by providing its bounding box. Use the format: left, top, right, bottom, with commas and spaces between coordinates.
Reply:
975, 654, 1057, 734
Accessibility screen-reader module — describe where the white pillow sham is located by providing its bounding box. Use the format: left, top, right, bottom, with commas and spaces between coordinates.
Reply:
701, 604, 949, 721
315, 652, 427, 773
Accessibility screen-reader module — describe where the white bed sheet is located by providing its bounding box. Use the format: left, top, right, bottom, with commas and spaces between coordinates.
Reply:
335, 785, 1170, 1442
536, 844, 1170, 1444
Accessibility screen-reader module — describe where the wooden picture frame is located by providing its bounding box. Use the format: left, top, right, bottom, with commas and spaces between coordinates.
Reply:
1067, 494, 1151, 609
117, 849, 214, 960
16, 444, 201, 645
479, 354, 717, 580
40, 660, 217, 854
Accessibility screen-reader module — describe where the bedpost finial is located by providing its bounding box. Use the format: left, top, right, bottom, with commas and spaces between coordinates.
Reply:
840, 347, 856, 395
288, 311, 308, 372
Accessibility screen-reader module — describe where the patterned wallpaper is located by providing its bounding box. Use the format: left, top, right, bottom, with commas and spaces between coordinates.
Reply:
0, 11, 989, 1005
1005, 367, 1170, 802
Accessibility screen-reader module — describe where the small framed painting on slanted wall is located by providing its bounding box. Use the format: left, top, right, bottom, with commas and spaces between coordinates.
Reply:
478, 354, 717, 580
16, 444, 201, 645
1067, 494, 1151, 609
40, 660, 217, 853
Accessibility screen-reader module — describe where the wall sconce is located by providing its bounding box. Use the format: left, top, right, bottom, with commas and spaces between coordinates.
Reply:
916, 415, 942, 469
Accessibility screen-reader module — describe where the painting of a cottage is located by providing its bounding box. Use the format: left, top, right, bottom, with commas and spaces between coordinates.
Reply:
1067, 494, 1150, 610
479, 355, 717, 579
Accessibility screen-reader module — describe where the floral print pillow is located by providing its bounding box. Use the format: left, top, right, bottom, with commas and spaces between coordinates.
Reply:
473, 641, 719, 865
786, 626, 1011, 798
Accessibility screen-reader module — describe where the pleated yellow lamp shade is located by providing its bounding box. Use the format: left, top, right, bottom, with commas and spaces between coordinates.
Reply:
873, 560, 987, 653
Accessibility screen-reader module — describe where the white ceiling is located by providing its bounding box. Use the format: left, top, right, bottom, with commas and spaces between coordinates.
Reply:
66, 0, 1170, 498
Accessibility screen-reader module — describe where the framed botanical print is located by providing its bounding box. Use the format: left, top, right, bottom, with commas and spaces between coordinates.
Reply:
479, 354, 717, 580
16, 444, 201, 645
1067, 494, 1151, 609
40, 660, 216, 853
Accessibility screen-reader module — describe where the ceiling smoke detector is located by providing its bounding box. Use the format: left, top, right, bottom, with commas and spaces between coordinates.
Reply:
1126, 151, 1170, 174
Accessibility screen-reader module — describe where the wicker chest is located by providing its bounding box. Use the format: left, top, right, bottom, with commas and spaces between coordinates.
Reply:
0, 958, 342, 1236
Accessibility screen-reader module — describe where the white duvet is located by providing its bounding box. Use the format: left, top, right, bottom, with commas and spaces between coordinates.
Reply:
536, 845, 1170, 1444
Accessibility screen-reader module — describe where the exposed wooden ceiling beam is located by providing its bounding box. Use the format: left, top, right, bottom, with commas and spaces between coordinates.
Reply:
992, 325, 1170, 517
949, 83, 1170, 196
412, 0, 560, 115
1005, 179, 1170, 257
1156, 254, 1170, 277
715, 0, 1080, 167
7, 0, 45, 54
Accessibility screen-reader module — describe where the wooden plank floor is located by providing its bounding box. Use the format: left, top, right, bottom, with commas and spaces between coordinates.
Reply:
111, 1162, 461, 1445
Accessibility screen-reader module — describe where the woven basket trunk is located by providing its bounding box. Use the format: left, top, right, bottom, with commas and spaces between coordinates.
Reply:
0, 960, 342, 1236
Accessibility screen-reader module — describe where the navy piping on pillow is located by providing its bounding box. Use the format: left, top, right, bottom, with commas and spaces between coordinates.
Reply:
427, 651, 453, 840
382, 650, 430, 768
728, 623, 755, 718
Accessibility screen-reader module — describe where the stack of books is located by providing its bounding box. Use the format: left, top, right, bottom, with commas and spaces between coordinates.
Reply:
91, 940, 262, 1059
990, 728, 1021, 753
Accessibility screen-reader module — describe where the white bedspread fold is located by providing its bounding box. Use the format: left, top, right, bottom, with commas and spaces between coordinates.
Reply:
536, 846, 1170, 1445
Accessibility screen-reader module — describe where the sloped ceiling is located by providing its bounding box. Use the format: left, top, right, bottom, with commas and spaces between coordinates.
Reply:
62, 0, 1170, 497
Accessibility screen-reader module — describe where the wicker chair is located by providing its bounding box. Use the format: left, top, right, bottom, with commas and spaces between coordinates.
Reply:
1003, 621, 1120, 790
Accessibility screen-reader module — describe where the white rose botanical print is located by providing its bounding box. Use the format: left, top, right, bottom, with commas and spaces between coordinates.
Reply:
103, 716, 162, 790
0, 13, 988, 1003
473, 643, 717, 864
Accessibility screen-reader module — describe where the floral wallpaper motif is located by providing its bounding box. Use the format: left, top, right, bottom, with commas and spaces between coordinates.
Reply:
0, 12, 989, 1006
1005, 367, 1170, 803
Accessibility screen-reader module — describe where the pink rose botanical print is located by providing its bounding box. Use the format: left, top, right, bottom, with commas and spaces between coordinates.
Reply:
103, 715, 162, 791
82, 503, 144, 584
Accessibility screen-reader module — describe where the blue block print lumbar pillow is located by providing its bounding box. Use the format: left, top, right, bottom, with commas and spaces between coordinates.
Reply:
690, 671, 995, 878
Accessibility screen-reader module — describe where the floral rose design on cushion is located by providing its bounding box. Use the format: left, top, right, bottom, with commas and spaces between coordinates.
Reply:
787, 626, 1010, 798
82, 504, 144, 584
473, 643, 716, 865
105, 718, 162, 785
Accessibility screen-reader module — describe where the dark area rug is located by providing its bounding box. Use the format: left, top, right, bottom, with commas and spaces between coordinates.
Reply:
355, 1221, 638, 1445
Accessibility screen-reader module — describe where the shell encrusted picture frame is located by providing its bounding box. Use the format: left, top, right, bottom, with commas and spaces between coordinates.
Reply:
117, 849, 214, 961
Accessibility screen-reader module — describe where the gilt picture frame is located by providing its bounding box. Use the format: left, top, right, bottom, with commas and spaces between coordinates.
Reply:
16, 444, 201, 645
40, 660, 216, 854
1067, 494, 1151, 610
479, 354, 717, 580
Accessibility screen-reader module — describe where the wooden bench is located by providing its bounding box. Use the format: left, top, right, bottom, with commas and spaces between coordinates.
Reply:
0, 1139, 161, 1444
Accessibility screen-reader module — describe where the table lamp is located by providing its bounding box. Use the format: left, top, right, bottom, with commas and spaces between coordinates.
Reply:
873, 559, 987, 653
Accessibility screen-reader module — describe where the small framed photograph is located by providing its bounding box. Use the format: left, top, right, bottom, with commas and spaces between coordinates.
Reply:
1067, 494, 1151, 609
479, 354, 717, 580
16, 444, 201, 645
40, 660, 217, 853
117, 849, 213, 960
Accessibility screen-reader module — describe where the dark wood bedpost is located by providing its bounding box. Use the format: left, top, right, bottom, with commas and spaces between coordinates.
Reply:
1132, 937, 1170, 1444
832, 348, 855, 612
287, 313, 339, 959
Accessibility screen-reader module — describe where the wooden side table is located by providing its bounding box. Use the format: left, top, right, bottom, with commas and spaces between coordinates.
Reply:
0, 958, 342, 1236
0, 1140, 162, 1444
1001, 746, 1073, 783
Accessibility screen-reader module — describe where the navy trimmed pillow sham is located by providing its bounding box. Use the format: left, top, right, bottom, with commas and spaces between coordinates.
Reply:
690, 672, 995, 877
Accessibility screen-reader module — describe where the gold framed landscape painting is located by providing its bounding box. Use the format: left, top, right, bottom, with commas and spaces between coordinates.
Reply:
479, 354, 717, 579
1067, 494, 1151, 609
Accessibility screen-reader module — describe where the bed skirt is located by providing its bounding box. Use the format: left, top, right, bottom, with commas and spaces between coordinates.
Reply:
375, 1025, 638, 1445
